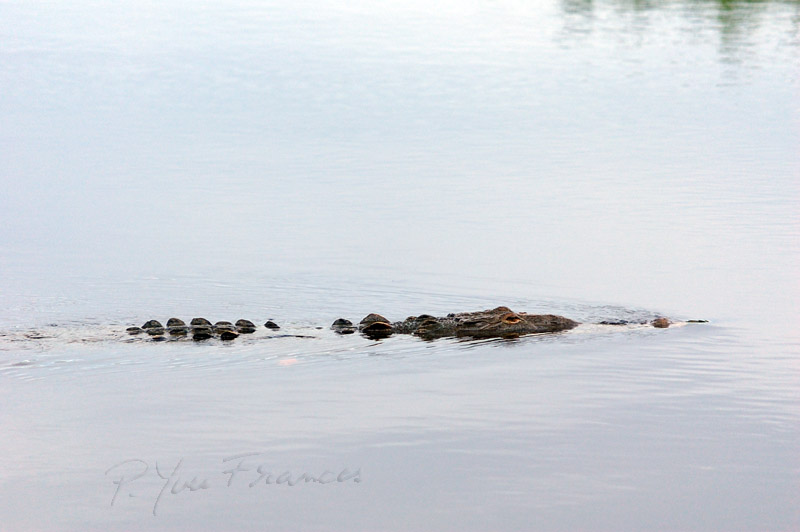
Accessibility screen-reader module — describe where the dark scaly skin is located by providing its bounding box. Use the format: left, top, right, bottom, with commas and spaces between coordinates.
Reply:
355, 306, 579, 339
359, 313, 394, 337
127, 318, 275, 341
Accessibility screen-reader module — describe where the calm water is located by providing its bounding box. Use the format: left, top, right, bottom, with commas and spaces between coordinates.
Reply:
1, 0, 799, 530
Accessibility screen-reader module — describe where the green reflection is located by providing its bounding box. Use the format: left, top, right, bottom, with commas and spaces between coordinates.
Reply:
560, 0, 800, 63
563, 0, 799, 11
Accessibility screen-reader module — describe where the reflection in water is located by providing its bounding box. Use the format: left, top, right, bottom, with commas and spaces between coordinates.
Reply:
561, 0, 800, 64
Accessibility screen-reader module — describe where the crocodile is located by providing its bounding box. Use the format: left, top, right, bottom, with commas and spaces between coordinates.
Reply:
120, 307, 693, 342
330, 306, 690, 339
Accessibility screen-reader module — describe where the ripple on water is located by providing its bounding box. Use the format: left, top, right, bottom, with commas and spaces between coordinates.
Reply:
0, 299, 711, 379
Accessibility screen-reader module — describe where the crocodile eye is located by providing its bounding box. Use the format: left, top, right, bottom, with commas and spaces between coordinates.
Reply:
500, 313, 522, 324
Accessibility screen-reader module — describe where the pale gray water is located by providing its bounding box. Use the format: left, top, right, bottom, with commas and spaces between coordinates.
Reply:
1, 0, 799, 530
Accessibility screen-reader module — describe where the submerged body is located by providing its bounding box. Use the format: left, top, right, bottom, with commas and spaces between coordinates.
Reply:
123, 307, 678, 342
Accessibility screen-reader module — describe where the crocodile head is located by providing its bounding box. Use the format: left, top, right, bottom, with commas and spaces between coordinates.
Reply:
453, 307, 578, 338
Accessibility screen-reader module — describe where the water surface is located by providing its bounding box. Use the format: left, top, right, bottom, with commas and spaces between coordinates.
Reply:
1, 0, 798, 530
